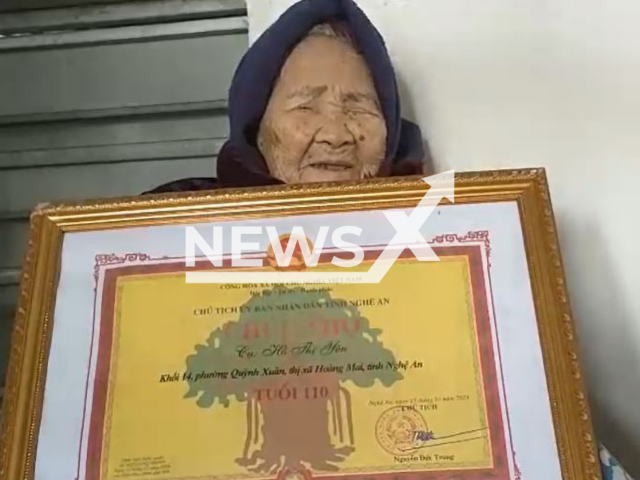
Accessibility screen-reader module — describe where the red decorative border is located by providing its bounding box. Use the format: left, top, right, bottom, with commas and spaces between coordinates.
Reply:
83, 244, 510, 480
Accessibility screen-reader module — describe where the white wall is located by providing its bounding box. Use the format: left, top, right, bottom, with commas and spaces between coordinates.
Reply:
248, 0, 640, 473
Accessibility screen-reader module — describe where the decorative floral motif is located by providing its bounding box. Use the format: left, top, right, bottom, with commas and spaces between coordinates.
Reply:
93, 253, 154, 284
430, 230, 492, 265
600, 445, 634, 480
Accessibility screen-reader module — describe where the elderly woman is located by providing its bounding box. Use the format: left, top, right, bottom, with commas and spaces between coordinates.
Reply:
149, 0, 424, 193
149, 0, 633, 478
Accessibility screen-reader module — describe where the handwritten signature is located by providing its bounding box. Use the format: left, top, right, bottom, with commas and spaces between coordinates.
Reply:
400, 427, 488, 453
412, 430, 436, 442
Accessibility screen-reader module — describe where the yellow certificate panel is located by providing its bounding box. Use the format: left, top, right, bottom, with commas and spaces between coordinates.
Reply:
86, 247, 509, 480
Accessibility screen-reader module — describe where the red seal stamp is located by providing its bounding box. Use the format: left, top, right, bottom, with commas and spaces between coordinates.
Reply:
375, 406, 428, 456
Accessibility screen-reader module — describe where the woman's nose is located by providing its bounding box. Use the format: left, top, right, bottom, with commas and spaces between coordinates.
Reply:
314, 113, 356, 148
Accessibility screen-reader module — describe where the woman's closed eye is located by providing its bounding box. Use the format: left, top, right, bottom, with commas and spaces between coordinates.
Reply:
346, 107, 381, 117
287, 103, 316, 113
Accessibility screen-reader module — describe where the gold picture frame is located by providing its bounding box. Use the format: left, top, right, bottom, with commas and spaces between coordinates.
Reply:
0, 168, 600, 480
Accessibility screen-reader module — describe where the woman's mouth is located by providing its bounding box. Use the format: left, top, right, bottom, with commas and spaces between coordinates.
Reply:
307, 161, 354, 172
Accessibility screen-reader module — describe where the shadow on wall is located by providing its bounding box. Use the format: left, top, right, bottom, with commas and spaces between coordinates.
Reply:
396, 72, 434, 175
557, 217, 640, 478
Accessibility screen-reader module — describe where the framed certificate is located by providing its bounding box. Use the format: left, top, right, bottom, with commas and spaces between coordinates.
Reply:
0, 169, 600, 480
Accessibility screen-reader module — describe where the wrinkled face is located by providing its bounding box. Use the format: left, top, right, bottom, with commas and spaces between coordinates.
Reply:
257, 34, 387, 183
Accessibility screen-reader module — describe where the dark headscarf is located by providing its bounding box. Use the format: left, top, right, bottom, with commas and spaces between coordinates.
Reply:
149, 0, 424, 194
